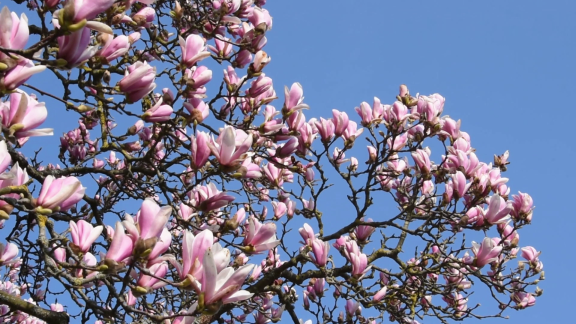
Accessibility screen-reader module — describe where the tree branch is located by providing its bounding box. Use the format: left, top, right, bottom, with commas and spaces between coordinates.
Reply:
0, 290, 69, 324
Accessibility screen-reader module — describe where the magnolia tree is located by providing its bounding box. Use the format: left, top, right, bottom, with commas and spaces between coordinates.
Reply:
0, 0, 543, 323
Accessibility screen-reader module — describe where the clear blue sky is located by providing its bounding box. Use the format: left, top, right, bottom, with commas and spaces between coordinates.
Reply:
260, 1, 575, 323
3, 1, 574, 323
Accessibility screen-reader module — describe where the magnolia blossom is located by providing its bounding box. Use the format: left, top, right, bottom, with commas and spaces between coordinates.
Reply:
191, 183, 235, 212
208, 126, 253, 171
0, 7, 29, 62
36, 176, 86, 212
0, 91, 53, 140
123, 199, 172, 258
60, 0, 115, 23
242, 217, 280, 254
191, 248, 254, 314
118, 61, 156, 103
105, 222, 134, 264
69, 220, 103, 253
471, 237, 502, 268
1, 59, 46, 93
0, 242, 18, 266
179, 34, 211, 68
57, 27, 97, 68
97, 34, 132, 63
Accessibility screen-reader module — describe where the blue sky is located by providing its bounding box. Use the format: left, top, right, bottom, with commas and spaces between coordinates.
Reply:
261, 1, 575, 322
1, 0, 574, 323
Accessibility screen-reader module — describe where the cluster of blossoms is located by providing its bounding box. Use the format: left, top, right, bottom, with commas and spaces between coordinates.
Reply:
0, 0, 543, 324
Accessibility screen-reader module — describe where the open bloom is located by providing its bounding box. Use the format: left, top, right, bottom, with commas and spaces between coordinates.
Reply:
123, 199, 172, 258
69, 220, 103, 253
36, 176, 86, 213
471, 237, 502, 268
191, 182, 235, 212
208, 126, 253, 171
1, 59, 46, 93
0, 90, 53, 140
242, 217, 280, 254
483, 194, 511, 225
190, 247, 254, 314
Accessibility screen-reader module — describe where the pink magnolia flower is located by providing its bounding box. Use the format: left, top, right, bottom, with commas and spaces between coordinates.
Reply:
0, 162, 28, 216
342, 121, 364, 147
373, 286, 387, 302
355, 101, 373, 126
208, 126, 253, 171
142, 98, 173, 122
309, 238, 329, 267
69, 220, 103, 253
123, 199, 172, 254
0, 7, 29, 62
1, 59, 46, 93
332, 109, 350, 137
183, 97, 209, 123
0, 242, 18, 266
179, 34, 211, 68
452, 171, 471, 199
314, 117, 335, 142
271, 201, 286, 219
61, 0, 115, 23
483, 194, 511, 225
136, 261, 169, 292
275, 137, 298, 158
57, 27, 98, 68
208, 36, 233, 59
511, 191, 534, 221
192, 182, 235, 212
97, 34, 131, 63
512, 291, 536, 308
471, 237, 502, 268
242, 216, 280, 254
36, 176, 86, 212
250, 50, 271, 74
179, 229, 214, 280
146, 227, 171, 263
353, 218, 375, 242
118, 61, 156, 103
185, 66, 212, 90
248, 7, 273, 31
190, 131, 210, 171
299, 223, 315, 245
50, 303, 64, 312
411, 149, 431, 175
105, 221, 134, 264
520, 246, 541, 263
191, 248, 254, 313
282, 82, 308, 116
0, 141, 11, 174
246, 74, 273, 98
345, 300, 361, 318
417, 93, 445, 124
0, 91, 53, 140
132, 6, 155, 28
